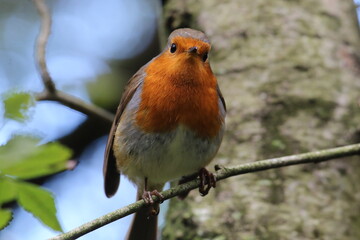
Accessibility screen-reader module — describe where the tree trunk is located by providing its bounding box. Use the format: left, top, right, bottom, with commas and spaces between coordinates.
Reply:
162, 1, 360, 239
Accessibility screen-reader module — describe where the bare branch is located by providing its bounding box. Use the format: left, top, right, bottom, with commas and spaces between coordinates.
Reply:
35, 90, 114, 124
48, 143, 360, 240
33, 0, 55, 93
32, 0, 114, 124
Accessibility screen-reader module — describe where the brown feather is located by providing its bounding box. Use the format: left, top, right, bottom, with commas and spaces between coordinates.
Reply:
217, 83, 226, 112
103, 64, 148, 197
135, 37, 223, 138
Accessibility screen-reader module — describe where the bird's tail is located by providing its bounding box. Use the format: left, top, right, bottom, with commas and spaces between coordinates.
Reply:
126, 189, 159, 240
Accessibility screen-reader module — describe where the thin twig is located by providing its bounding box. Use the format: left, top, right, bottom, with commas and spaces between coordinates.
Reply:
33, 0, 114, 124
33, 0, 55, 93
35, 90, 114, 125
48, 143, 360, 240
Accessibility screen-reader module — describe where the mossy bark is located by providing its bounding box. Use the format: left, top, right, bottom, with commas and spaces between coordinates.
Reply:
162, 1, 360, 239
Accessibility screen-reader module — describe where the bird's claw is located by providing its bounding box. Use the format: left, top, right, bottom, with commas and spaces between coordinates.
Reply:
142, 190, 164, 204
142, 190, 164, 216
198, 168, 216, 196
178, 168, 217, 198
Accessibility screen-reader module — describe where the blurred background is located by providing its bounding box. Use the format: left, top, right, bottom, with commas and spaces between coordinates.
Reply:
0, 0, 164, 239
1, 0, 360, 240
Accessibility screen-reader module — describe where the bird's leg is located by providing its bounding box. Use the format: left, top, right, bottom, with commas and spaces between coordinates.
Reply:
141, 178, 164, 215
198, 168, 216, 196
178, 168, 217, 199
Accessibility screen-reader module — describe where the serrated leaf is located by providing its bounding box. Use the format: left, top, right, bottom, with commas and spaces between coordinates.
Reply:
0, 136, 39, 171
0, 209, 13, 230
0, 176, 18, 204
0, 136, 72, 179
3, 92, 34, 122
0, 176, 63, 232
17, 181, 62, 232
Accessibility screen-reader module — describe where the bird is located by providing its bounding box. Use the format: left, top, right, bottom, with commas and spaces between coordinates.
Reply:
103, 28, 226, 240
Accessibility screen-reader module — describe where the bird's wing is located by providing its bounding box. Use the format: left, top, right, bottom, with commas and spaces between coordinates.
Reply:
216, 83, 226, 119
103, 64, 147, 197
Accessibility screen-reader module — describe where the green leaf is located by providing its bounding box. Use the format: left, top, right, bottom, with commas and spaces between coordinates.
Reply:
3, 92, 34, 122
0, 136, 72, 179
0, 136, 39, 172
0, 209, 13, 230
0, 176, 63, 231
0, 176, 18, 204
0, 176, 17, 230
17, 181, 62, 232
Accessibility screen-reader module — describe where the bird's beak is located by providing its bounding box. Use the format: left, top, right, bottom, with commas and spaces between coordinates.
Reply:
187, 47, 198, 54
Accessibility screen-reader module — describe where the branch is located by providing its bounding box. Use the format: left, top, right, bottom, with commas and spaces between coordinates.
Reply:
49, 143, 360, 240
33, 0, 55, 93
35, 90, 114, 124
32, 0, 114, 124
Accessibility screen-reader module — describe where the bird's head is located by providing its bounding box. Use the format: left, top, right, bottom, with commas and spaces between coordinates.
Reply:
164, 28, 211, 65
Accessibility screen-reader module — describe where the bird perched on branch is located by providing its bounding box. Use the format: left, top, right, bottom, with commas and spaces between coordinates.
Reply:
103, 28, 226, 240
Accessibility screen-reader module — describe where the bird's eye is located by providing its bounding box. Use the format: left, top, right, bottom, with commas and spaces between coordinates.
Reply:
170, 43, 177, 53
202, 52, 208, 62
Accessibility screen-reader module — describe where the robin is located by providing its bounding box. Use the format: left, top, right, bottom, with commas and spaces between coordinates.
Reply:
103, 28, 226, 240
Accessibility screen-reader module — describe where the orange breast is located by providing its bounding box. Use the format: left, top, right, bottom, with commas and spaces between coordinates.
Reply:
135, 52, 222, 138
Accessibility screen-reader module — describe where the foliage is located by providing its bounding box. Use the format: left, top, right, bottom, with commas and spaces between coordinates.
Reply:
3, 92, 35, 122
0, 92, 72, 232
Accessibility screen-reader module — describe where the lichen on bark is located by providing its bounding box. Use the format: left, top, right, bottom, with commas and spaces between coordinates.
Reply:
162, 0, 360, 239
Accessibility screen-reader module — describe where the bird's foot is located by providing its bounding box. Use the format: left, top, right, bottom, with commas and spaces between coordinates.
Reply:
178, 168, 216, 199
142, 190, 164, 216
198, 168, 216, 196
142, 190, 164, 204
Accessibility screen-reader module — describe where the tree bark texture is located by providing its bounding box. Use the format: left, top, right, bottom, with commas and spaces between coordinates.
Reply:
162, 1, 360, 239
